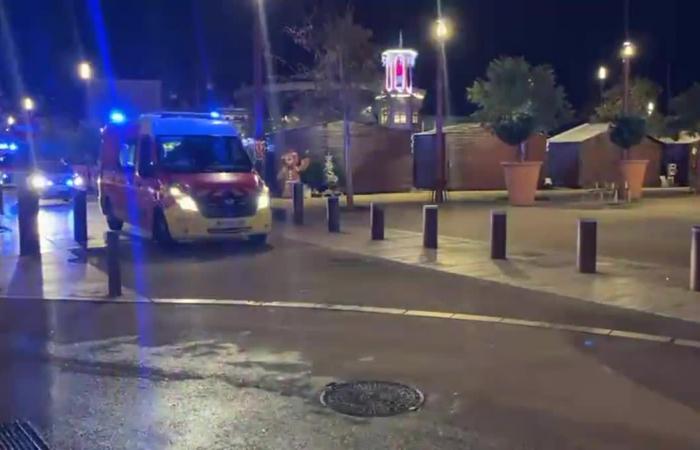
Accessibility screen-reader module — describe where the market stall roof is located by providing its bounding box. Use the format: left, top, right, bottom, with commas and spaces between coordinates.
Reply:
547, 123, 609, 144
654, 132, 700, 145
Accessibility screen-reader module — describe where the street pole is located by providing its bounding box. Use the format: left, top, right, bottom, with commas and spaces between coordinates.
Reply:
623, 57, 630, 114
434, 45, 446, 204
253, 4, 265, 177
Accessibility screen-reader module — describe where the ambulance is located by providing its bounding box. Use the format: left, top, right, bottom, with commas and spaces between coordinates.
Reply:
98, 112, 271, 245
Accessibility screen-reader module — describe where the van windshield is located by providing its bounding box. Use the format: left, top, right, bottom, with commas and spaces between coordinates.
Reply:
157, 135, 252, 173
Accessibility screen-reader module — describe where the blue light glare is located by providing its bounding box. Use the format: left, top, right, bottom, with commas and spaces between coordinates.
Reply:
0, 142, 18, 151
210, 111, 221, 119
109, 109, 126, 124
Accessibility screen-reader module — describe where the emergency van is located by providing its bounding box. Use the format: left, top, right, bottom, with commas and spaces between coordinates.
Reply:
98, 112, 271, 245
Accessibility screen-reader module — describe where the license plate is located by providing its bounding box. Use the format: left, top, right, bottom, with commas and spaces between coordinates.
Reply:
213, 218, 246, 228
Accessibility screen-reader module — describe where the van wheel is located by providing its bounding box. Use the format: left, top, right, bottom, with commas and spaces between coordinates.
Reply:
103, 199, 124, 231
153, 209, 175, 246
249, 234, 268, 246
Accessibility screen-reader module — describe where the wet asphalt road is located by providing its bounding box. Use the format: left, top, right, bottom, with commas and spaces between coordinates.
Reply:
2, 299, 700, 450
2, 197, 700, 448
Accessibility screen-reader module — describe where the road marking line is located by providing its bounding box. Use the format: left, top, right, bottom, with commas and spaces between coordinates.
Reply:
404, 310, 455, 319
3, 294, 700, 349
673, 339, 700, 349
609, 330, 673, 343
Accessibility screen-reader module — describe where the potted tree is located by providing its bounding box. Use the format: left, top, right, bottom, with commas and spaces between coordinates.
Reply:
468, 57, 572, 206
609, 114, 648, 200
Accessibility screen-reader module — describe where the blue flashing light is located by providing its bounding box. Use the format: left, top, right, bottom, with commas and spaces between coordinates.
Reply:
210, 111, 221, 119
0, 142, 17, 151
109, 109, 126, 124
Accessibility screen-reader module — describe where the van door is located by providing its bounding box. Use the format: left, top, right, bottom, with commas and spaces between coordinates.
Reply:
135, 134, 158, 233
111, 137, 137, 223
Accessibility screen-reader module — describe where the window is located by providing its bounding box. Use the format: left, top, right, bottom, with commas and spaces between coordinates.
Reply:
157, 135, 252, 173
394, 113, 407, 124
138, 136, 154, 175
412, 112, 419, 124
380, 108, 388, 125
119, 139, 136, 170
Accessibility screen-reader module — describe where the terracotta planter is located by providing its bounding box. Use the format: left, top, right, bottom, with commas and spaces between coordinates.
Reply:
501, 161, 542, 206
619, 159, 648, 200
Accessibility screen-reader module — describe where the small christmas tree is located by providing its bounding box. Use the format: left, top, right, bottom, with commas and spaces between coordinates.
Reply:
323, 153, 339, 193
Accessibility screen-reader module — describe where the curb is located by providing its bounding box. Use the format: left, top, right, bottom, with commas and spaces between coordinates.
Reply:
3, 294, 700, 350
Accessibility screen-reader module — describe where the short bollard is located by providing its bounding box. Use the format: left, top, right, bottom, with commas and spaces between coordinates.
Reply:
106, 231, 122, 297
17, 183, 40, 256
73, 190, 88, 245
690, 226, 700, 291
370, 203, 385, 241
423, 205, 438, 249
327, 196, 340, 233
490, 210, 507, 260
293, 182, 304, 225
577, 219, 597, 274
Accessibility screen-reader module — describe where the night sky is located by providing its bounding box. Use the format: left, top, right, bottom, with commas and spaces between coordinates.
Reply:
0, 0, 697, 120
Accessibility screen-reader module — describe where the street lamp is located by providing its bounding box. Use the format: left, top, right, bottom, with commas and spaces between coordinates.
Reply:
22, 97, 35, 112
620, 41, 636, 114
78, 61, 93, 81
647, 101, 655, 116
597, 65, 608, 100
432, 17, 452, 203
6, 115, 15, 127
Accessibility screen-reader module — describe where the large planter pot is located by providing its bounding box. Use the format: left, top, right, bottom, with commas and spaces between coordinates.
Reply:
619, 159, 649, 200
501, 161, 542, 206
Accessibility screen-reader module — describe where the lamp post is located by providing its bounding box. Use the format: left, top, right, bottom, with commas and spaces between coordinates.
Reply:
77, 61, 93, 121
433, 17, 451, 203
597, 65, 608, 100
647, 101, 655, 116
78, 61, 92, 81
252, 0, 266, 181
22, 97, 34, 112
620, 41, 636, 114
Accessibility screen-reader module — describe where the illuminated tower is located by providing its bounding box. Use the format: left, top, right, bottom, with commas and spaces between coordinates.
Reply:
376, 32, 425, 130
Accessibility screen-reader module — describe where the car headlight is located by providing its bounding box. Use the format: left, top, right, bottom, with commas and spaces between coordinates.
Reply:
29, 173, 50, 190
257, 187, 270, 210
72, 174, 85, 187
168, 185, 199, 212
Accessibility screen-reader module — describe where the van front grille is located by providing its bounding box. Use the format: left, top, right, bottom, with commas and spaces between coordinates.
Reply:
197, 192, 257, 218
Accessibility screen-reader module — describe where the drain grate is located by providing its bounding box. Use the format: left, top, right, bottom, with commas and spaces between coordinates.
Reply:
0, 421, 49, 450
320, 381, 424, 417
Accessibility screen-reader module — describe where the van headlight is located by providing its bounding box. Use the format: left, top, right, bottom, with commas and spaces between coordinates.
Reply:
257, 187, 270, 210
169, 185, 199, 212
29, 173, 50, 190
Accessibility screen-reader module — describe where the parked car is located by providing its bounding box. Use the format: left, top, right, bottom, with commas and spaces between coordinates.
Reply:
1, 152, 85, 200
98, 112, 271, 245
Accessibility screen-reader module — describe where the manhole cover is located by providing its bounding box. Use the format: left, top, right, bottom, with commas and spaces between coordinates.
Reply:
0, 421, 49, 449
320, 381, 424, 417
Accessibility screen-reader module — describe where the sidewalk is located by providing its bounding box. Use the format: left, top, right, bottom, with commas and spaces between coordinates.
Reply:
271, 186, 692, 208
280, 219, 700, 324
0, 196, 139, 299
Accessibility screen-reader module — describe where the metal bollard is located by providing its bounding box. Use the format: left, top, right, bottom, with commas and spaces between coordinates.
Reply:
577, 219, 597, 274
423, 205, 438, 249
73, 190, 88, 245
327, 196, 340, 232
691, 226, 700, 291
370, 203, 385, 240
293, 182, 304, 225
490, 210, 507, 260
106, 231, 122, 297
17, 182, 40, 256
